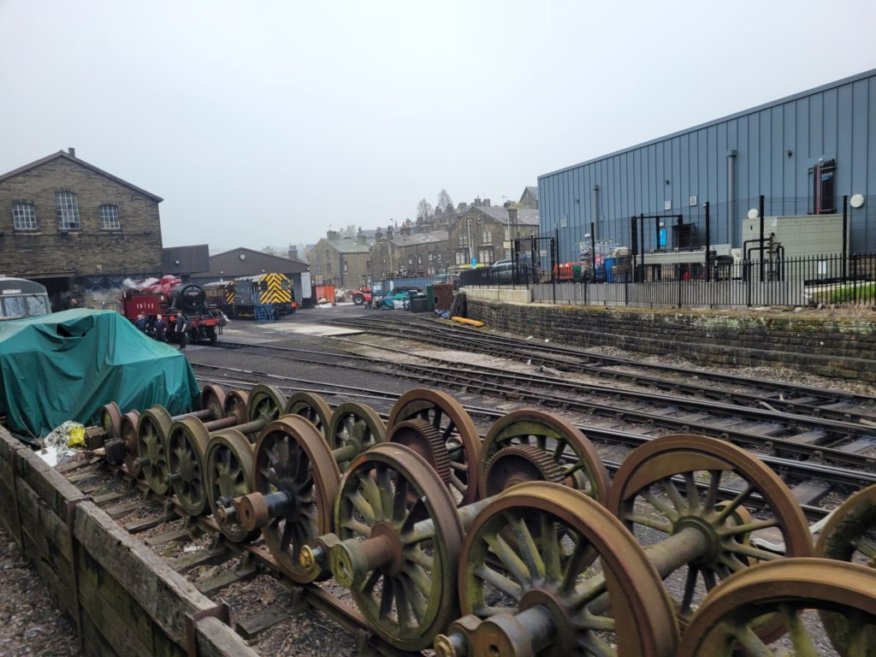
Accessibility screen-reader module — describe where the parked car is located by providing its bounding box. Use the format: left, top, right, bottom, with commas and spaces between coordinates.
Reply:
378, 288, 420, 309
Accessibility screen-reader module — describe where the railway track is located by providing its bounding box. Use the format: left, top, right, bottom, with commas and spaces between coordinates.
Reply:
73, 381, 876, 657
324, 315, 876, 423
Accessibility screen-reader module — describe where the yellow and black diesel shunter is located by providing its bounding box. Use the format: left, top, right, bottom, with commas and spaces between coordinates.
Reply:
228, 273, 297, 319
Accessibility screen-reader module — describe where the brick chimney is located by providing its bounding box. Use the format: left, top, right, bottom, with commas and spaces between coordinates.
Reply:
327, 230, 340, 240
67, 147, 76, 157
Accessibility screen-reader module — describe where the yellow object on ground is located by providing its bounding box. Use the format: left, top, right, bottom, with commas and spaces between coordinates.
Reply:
451, 316, 485, 327
66, 424, 86, 448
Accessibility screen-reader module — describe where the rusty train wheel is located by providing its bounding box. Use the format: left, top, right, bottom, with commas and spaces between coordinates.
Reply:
607, 433, 812, 629
166, 417, 210, 516
223, 390, 249, 425
247, 384, 287, 425
253, 416, 339, 583
388, 388, 481, 504
199, 384, 227, 420
454, 482, 678, 657
479, 409, 610, 501
285, 392, 333, 439
119, 411, 141, 479
677, 559, 876, 656
205, 429, 257, 543
99, 401, 123, 440
335, 443, 464, 652
816, 482, 876, 567
328, 402, 387, 470
388, 419, 452, 486
137, 406, 173, 496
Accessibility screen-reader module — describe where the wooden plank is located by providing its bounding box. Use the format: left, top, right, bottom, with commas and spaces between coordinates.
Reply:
195, 616, 261, 657
124, 512, 177, 534
167, 546, 229, 574
234, 604, 293, 640
73, 502, 220, 643
14, 445, 87, 521
93, 491, 125, 506
79, 611, 122, 657
196, 561, 258, 597
145, 527, 191, 547
103, 500, 143, 520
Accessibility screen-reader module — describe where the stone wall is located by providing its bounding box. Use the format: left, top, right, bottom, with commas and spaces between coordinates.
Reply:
0, 156, 163, 279
467, 299, 876, 383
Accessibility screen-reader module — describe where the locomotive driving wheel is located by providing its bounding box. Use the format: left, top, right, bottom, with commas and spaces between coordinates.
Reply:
285, 392, 333, 438
388, 419, 452, 486
223, 390, 249, 426
443, 482, 678, 657
166, 417, 211, 516
204, 429, 257, 543
247, 384, 287, 426
137, 406, 174, 495
479, 409, 610, 500
119, 411, 141, 478
248, 416, 339, 582
200, 384, 227, 421
606, 433, 812, 629
816, 482, 876, 567
332, 443, 464, 652
99, 401, 123, 440
388, 388, 481, 504
328, 402, 387, 470
677, 559, 876, 657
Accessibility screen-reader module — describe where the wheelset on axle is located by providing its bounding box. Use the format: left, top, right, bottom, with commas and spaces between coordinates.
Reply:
164, 384, 286, 514
435, 433, 814, 657
302, 420, 612, 652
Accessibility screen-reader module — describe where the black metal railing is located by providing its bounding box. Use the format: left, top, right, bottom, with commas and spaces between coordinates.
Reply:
464, 252, 876, 308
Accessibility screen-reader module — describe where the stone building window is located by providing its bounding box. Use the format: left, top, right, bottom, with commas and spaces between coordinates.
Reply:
481, 229, 492, 244
12, 203, 37, 231
56, 191, 80, 231
455, 249, 469, 265
99, 204, 120, 230
478, 247, 495, 265
458, 232, 469, 247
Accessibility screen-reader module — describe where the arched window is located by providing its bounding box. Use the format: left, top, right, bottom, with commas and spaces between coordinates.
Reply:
56, 191, 80, 230
12, 203, 37, 231
99, 204, 120, 230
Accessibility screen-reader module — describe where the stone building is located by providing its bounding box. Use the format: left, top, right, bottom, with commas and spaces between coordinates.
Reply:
518, 186, 539, 210
448, 200, 540, 270
0, 148, 164, 307
310, 230, 372, 289
370, 225, 449, 279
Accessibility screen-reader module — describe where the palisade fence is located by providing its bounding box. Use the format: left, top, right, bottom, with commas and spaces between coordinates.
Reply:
464, 252, 876, 309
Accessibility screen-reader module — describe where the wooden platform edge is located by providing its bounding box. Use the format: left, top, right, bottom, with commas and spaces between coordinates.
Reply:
0, 426, 258, 657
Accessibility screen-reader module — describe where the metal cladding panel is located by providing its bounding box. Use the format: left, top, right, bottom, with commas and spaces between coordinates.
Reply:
540, 70, 876, 260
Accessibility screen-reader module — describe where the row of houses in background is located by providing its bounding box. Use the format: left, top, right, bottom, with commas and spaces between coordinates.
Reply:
0, 148, 538, 306
309, 190, 540, 288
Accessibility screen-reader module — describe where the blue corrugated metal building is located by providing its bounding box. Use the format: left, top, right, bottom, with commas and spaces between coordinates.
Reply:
539, 69, 876, 261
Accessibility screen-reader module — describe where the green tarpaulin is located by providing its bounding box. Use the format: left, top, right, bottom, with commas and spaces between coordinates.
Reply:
0, 308, 199, 439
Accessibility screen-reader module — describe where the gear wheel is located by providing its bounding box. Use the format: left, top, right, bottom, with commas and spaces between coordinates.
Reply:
388, 419, 452, 485
481, 444, 565, 497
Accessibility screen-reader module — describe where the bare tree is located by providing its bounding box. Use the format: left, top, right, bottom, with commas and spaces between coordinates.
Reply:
436, 189, 453, 213
416, 198, 433, 223
262, 246, 280, 256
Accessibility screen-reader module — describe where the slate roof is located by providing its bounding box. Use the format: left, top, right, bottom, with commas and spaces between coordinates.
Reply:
0, 150, 163, 202
325, 238, 372, 254
391, 230, 448, 247
475, 206, 540, 226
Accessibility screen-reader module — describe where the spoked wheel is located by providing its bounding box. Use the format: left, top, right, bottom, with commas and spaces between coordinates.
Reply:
328, 402, 387, 470
606, 434, 812, 628
137, 406, 174, 495
677, 559, 876, 657
816, 483, 876, 655
479, 409, 610, 501
388, 388, 481, 504
285, 392, 333, 438
444, 482, 678, 657
200, 384, 227, 420
166, 417, 210, 516
223, 390, 249, 425
250, 416, 339, 582
119, 411, 141, 478
99, 401, 123, 440
389, 419, 452, 487
817, 482, 876, 567
247, 384, 287, 425
333, 443, 464, 652
204, 429, 257, 543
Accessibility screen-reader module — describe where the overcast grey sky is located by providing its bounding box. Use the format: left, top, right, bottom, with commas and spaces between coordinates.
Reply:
2, 0, 874, 253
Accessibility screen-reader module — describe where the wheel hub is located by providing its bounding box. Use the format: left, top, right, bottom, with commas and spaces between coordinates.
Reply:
673, 516, 723, 566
